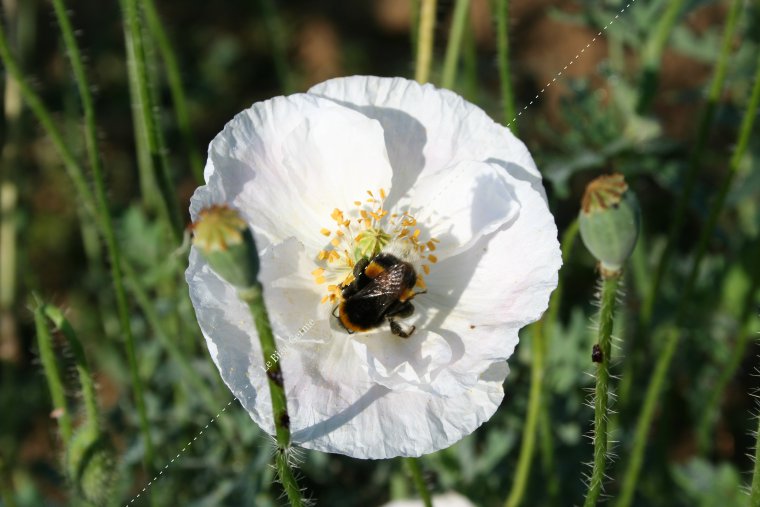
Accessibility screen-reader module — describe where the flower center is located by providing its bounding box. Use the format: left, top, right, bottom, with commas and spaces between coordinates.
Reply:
311, 189, 439, 304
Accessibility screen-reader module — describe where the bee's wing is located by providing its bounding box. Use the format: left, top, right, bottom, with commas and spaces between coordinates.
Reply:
351, 264, 413, 315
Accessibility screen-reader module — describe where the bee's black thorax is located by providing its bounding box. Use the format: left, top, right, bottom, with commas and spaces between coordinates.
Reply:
334, 252, 420, 338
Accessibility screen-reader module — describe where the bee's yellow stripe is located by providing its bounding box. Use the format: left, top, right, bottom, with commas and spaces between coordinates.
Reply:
400, 288, 416, 302
364, 261, 385, 279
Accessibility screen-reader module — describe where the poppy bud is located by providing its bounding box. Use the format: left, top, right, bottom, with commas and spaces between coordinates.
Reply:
191, 205, 260, 289
579, 173, 640, 276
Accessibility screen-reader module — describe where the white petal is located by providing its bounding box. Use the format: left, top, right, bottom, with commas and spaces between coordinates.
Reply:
381, 492, 477, 507
427, 178, 561, 327
187, 235, 511, 458
308, 76, 546, 208
396, 159, 521, 260
189, 93, 393, 251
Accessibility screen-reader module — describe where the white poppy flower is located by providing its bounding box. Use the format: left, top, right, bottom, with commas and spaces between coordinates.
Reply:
186, 76, 561, 459
381, 491, 476, 507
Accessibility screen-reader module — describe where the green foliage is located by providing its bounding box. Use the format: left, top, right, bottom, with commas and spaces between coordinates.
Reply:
1, 0, 759, 506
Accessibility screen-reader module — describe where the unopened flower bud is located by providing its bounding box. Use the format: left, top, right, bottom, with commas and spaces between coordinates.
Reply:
191, 205, 260, 289
65, 426, 116, 505
579, 173, 640, 276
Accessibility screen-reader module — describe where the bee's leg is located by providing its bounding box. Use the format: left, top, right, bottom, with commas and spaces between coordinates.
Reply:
332, 305, 341, 319
387, 301, 416, 338
353, 257, 369, 279
386, 300, 415, 318
389, 319, 415, 338
341, 258, 370, 299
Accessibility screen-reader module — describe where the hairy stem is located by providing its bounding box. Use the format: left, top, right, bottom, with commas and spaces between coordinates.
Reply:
42, 305, 100, 431
142, 0, 204, 183
240, 284, 302, 506
33, 298, 72, 446
583, 272, 620, 507
120, 0, 182, 240
494, 0, 517, 132
49, 0, 156, 471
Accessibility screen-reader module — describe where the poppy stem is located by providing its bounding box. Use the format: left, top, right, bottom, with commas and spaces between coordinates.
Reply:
635, 0, 686, 113
639, 0, 743, 329
49, 0, 157, 475
415, 0, 437, 84
441, 0, 470, 90
506, 219, 578, 507
240, 284, 304, 507
119, 0, 183, 242
617, 45, 760, 507
42, 304, 100, 432
142, 0, 205, 184
582, 271, 620, 507
495, 0, 517, 133
404, 457, 433, 507
32, 295, 73, 447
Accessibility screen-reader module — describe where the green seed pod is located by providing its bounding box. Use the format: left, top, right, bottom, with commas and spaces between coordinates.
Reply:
579, 173, 640, 276
65, 426, 116, 505
192, 205, 260, 289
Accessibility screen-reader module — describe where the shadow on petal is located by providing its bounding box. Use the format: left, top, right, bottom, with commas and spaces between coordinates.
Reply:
291, 383, 389, 442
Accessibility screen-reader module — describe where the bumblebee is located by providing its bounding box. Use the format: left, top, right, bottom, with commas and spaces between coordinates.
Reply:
333, 251, 424, 338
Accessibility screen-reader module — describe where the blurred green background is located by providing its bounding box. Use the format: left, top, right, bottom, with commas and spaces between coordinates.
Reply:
1, 0, 759, 505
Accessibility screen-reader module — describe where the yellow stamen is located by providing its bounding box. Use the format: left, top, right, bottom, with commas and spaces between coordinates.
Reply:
428, 254, 438, 263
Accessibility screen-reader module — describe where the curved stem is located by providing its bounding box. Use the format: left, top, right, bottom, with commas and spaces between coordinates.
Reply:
240, 284, 303, 506
583, 272, 620, 507
49, 0, 156, 471
33, 297, 72, 446
641, 0, 743, 326
617, 48, 760, 507
43, 305, 100, 431
415, 0, 437, 84
142, 0, 204, 183
494, 0, 517, 132
441, 0, 469, 90
404, 457, 433, 507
